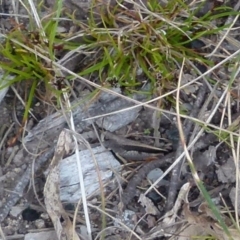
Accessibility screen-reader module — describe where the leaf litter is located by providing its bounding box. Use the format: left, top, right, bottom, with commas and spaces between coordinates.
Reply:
0, 0, 240, 239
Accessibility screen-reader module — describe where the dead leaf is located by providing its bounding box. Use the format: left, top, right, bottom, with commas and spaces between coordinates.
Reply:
138, 194, 159, 215
216, 157, 236, 183
183, 198, 240, 239
198, 202, 217, 220
160, 182, 191, 237
193, 145, 217, 172
146, 215, 156, 229
44, 130, 80, 240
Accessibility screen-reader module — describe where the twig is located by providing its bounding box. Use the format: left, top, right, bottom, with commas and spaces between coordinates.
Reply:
103, 131, 165, 152
166, 81, 208, 211
0, 147, 55, 223
122, 152, 175, 207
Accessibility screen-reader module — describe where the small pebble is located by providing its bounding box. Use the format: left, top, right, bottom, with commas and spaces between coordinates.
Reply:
35, 219, 45, 229
10, 206, 24, 218
147, 168, 163, 183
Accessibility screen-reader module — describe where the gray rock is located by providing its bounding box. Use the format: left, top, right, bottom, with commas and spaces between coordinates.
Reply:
24, 231, 57, 240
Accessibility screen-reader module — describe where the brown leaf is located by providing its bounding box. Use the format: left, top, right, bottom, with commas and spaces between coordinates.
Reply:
44, 130, 80, 240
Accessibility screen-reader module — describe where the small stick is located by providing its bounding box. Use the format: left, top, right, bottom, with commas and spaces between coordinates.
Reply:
166, 81, 208, 211
122, 152, 175, 207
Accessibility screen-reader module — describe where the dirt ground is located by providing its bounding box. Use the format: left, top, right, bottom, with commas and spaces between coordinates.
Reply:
0, 0, 240, 240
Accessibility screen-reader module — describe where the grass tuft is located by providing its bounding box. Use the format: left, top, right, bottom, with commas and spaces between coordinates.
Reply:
67, 0, 238, 97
